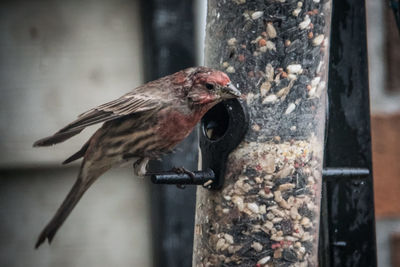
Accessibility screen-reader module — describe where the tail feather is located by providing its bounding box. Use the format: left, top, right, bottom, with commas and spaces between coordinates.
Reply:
35, 170, 96, 248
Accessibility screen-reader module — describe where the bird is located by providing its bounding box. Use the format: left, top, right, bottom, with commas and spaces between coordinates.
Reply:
33, 66, 241, 248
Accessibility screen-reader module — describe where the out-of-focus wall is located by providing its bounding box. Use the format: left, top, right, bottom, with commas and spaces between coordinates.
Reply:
0, 0, 144, 167
367, 0, 400, 266
0, 167, 151, 267
0, 0, 152, 266
367, 0, 400, 114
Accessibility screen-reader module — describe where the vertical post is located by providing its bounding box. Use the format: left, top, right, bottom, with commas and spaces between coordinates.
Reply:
193, 1, 331, 266
321, 0, 377, 265
140, 1, 197, 266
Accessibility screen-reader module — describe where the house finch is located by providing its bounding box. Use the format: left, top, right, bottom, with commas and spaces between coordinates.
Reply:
33, 66, 240, 248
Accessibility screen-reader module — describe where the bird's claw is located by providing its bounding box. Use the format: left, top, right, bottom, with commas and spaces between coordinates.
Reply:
171, 167, 196, 181
173, 167, 194, 190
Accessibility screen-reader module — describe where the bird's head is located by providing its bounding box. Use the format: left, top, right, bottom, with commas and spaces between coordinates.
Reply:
184, 67, 241, 106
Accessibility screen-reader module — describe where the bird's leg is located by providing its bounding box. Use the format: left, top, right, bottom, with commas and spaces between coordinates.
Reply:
133, 157, 150, 177
172, 167, 196, 181
172, 167, 196, 190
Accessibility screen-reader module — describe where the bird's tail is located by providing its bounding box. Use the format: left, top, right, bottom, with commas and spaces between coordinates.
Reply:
35, 165, 98, 249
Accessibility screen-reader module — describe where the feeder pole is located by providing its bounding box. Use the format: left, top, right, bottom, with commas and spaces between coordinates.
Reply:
193, 1, 331, 266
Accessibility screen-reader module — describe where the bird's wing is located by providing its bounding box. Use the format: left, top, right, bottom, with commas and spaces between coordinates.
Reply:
75, 92, 161, 130
33, 89, 166, 147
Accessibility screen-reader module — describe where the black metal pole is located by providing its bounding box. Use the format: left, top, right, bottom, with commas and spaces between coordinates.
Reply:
319, 0, 378, 265
140, 1, 197, 266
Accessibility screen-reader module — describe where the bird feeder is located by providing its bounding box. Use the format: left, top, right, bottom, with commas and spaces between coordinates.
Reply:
193, 1, 332, 266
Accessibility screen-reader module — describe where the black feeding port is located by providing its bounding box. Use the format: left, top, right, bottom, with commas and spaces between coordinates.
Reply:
199, 99, 249, 189
201, 102, 230, 141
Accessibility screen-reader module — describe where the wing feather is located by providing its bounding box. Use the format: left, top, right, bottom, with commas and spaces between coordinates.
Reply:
33, 90, 165, 147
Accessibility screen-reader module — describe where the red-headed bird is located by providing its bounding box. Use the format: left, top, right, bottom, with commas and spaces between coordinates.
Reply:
34, 66, 240, 248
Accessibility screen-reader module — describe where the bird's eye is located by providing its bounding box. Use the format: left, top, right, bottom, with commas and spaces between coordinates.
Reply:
205, 83, 214, 90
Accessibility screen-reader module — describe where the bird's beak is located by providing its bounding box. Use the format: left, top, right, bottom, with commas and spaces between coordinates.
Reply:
221, 83, 241, 98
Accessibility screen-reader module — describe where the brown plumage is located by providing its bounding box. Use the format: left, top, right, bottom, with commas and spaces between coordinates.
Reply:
34, 66, 240, 248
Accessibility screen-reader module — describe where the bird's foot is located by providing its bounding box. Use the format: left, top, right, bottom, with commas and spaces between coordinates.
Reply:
172, 166, 196, 189
171, 167, 196, 180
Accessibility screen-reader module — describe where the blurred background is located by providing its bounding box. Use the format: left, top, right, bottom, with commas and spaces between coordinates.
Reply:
0, 1, 151, 266
0, 0, 399, 266
368, 1, 400, 267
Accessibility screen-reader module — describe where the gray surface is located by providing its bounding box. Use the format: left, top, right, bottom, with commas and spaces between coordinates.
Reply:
366, 0, 400, 113
0, 0, 144, 167
0, 167, 152, 267
376, 218, 400, 267
0, 1, 151, 266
